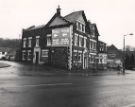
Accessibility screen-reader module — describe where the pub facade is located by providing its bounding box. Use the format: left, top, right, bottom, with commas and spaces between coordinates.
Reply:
21, 7, 100, 70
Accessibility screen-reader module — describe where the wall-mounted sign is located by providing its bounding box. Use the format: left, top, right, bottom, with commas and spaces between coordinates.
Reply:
52, 27, 70, 46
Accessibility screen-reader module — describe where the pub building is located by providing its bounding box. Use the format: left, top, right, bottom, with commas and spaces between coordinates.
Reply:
21, 6, 100, 70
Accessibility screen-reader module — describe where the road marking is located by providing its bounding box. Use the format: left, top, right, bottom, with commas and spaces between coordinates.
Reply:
123, 103, 135, 107
1, 83, 72, 88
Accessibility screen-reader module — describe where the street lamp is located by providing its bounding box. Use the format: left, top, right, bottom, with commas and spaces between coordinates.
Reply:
123, 33, 133, 74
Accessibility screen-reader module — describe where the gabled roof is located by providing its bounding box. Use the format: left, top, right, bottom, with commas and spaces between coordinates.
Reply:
107, 44, 119, 51
46, 13, 71, 28
49, 16, 71, 27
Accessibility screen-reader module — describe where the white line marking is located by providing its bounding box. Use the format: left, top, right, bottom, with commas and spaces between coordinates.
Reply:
123, 103, 135, 107
1, 83, 72, 88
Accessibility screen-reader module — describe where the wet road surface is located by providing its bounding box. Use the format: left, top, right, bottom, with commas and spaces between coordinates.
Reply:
1, 61, 135, 107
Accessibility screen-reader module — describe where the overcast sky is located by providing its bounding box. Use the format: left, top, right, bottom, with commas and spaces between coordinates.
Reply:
0, 0, 135, 49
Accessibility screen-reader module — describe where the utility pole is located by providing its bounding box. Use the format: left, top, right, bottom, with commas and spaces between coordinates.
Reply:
123, 33, 133, 74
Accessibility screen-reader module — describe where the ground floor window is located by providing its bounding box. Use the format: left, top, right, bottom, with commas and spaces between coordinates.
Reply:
89, 55, 95, 64
40, 49, 49, 62
41, 49, 48, 57
78, 53, 82, 63
22, 50, 26, 61
73, 50, 82, 64
27, 50, 32, 61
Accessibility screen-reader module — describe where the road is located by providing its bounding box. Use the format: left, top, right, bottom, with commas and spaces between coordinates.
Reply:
0, 61, 135, 107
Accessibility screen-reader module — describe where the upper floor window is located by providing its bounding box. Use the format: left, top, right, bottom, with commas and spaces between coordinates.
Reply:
89, 39, 97, 50
82, 24, 85, 33
47, 34, 51, 46
79, 35, 83, 47
36, 36, 40, 47
76, 21, 85, 33
23, 38, 26, 48
74, 33, 78, 46
28, 37, 32, 47
84, 37, 86, 48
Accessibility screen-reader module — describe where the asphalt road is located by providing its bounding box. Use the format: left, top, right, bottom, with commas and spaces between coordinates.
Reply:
0, 61, 135, 107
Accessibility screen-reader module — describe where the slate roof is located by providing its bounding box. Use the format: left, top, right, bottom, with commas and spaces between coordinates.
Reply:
25, 24, 46, 31
107, 44, 119, 51
64, 10, 84, 23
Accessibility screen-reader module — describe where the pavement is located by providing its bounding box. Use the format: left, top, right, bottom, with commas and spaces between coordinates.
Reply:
0, 60, 120, 77
0, 61, 10, 68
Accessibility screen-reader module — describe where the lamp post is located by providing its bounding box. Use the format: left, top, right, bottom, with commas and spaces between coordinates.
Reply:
123, 33, 133, 74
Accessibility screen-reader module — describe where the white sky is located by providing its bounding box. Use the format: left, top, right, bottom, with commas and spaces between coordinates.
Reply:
0, 0, 135, 49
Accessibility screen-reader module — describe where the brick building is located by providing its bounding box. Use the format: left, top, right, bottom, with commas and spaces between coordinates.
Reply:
21, 7, 100, 70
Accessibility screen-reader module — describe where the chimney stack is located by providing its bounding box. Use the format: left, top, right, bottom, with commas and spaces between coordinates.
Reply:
57, 5, 61, 16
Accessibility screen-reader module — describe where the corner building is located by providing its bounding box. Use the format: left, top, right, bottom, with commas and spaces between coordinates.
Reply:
21, 7, 100, 70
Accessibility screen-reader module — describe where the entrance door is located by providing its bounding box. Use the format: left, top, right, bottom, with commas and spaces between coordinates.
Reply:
35, 52, 39, 64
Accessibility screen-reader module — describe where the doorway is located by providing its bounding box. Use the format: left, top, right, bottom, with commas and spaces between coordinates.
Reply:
35, 52, 39, 64
84, 57, 87, 69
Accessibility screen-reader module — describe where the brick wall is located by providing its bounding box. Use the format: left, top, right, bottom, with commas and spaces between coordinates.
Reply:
50, 47, 68, 69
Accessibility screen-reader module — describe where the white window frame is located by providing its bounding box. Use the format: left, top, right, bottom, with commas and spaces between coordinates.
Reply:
74, 33, 78, 46
84, 37, 87, 48
79, 35, 83, 47
22, 50, 26, 61
41, 49, 48, 57
28, 37, 32, 48
27, 50, 32, 61
47, 34, 51, 46
23, 38, 26, 48
35, 36, 40, 47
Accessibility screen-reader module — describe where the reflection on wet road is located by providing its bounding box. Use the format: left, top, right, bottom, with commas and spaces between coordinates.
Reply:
1, 61, 135, 107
